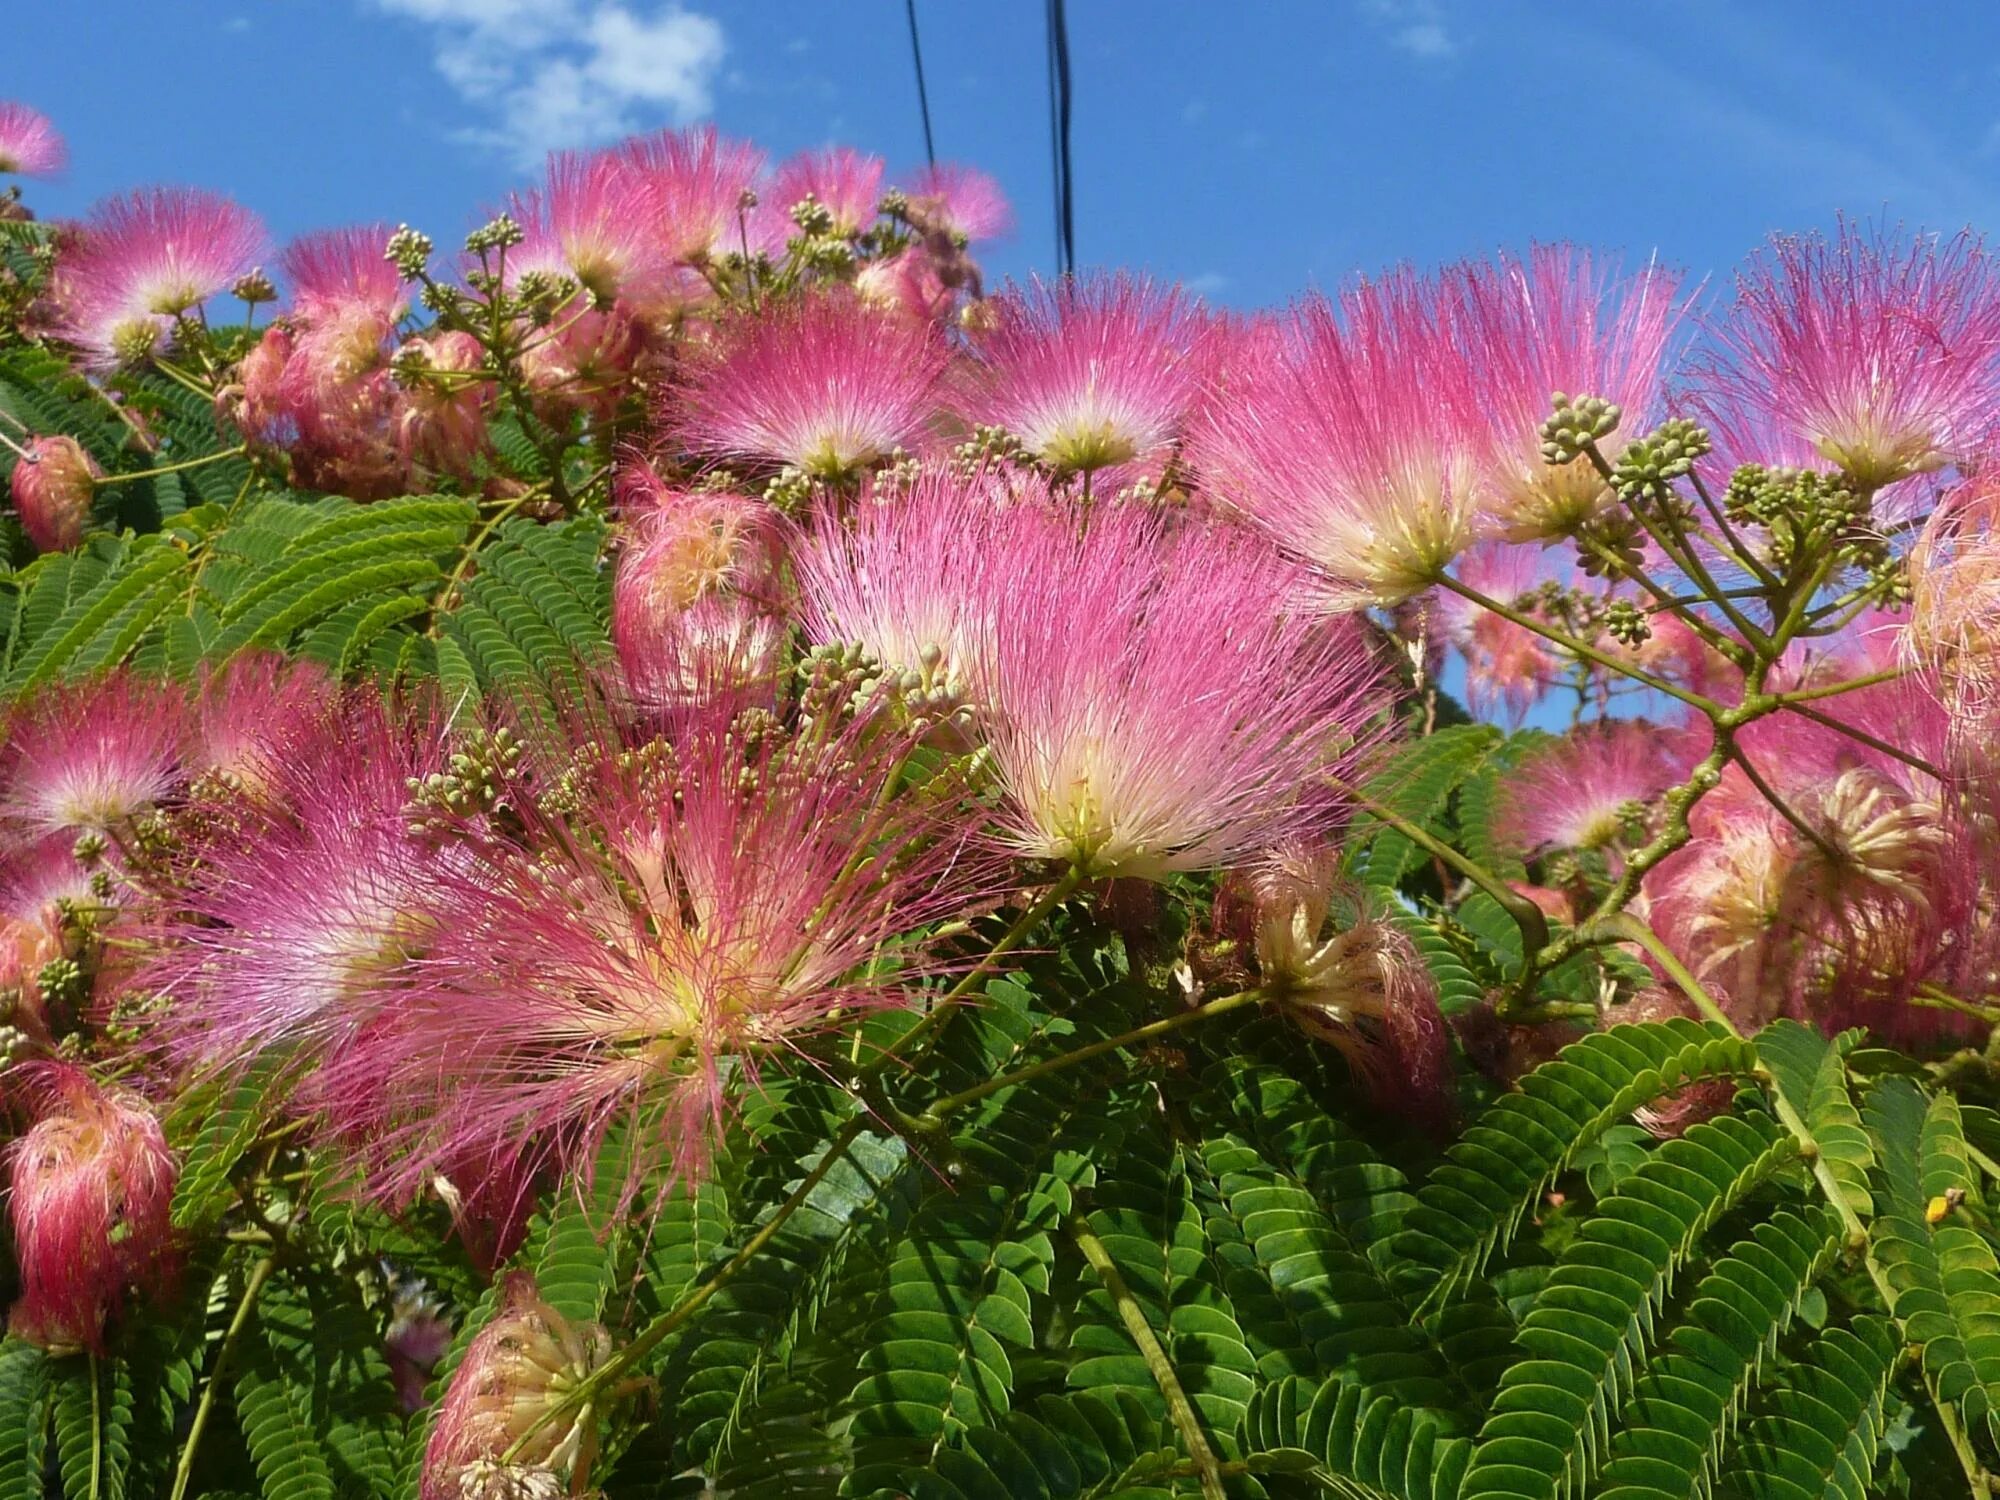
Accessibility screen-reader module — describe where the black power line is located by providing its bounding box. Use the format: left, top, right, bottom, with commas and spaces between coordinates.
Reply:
1045, 0, 1075, 275
905, 0, 937, 168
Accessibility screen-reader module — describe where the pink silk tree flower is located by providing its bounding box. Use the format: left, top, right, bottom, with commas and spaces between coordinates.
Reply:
1453, 245, 1684, 541
330, 694, 993, 1206
281, 223, 405, 325
1496, 720, 1688, 858
187, 652, 337, 800
1907, 475, 2000, 712
8, 434, 100, 552
976, 508, 1391, 879
795, 466, 1033, 699
0, 837, 98, 1044
394, 329, 492, 478
900, 162, 1013, 245
507, 149, 673, 313
667, 292, 950, 480
0, 102, 64, 178
616, 124, 772, 265
1188, 272, 1486, 606
0, 671, 189, 837
146, 695, 446, 1069
765, 145, 886, 238
51, 187, 268, 367
1692, 221, 2000, 491
1431, 543, 1565, 723
6, 1064, 176, 1354
854, 246, 956, 324
953, 274, 1214, 479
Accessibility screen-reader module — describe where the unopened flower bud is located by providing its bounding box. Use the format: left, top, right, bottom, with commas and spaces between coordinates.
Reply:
421, 1273, 613, 1500
9, 435, 100, 552
232, 269, 278, 305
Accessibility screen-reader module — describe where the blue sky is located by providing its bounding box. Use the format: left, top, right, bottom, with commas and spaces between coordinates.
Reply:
8, 1, 2000, 308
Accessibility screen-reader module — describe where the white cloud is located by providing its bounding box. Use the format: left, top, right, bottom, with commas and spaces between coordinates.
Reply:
373, 0, 725, 166
1360, 0, 1457, 61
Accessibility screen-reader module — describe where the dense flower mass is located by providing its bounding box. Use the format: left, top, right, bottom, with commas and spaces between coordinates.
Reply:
9, 96, 2000, 1499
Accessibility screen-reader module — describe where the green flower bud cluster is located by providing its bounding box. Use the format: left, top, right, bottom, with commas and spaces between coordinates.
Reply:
385, 224, 434, 279
407, 727, 524, 824
1539, 393, 1621, 466
232, 269, 277, 305
464, 214, 526, 256
1609, 419, 1711, 505
1722, 464, 1870, 571
1603, 598, 1652, 647
763, 467, 816, 511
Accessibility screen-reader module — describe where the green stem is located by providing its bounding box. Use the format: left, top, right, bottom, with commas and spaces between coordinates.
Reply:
1773, 667, 1908, 705
1778, 701, 1945, 783
1335, 779, 1549, 957
1435, 572, 1721, 715
922, 989, 1265, 1119
169, 1256, 275, 1500
427, 493, 531, 637
87, 1351, 101, 1500
94, 444, 246, 487
1070, 1221, 1227, 1500
502, 1117, 868, 1462
1726, 745, 1841, 864
854, 868, 1085, 1084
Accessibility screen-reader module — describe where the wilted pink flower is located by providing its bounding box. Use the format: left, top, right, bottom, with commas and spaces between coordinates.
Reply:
1497, 721, 1687, 857
52, 187, 268, 366
8, 434, 100, 552
955, 274, 1212, 478
1454, 246, 1683, 540
1189, 273, 1485, 606
148, 697, 443, 1067
902, 162, 1012, 244
0, 103, 64, 178
854, 247, 955, 323
668, 292, 949, 479
1693, 222, 2000, 490
0, 672, 188, 836
618, 125, 771, 264
766, 146, 885, 238
395, 330, 491, 476
1432, 544, 1564, 722
518, 303, 642, 423
7, 1064, 176, 1353
1907, 475, 2000, 710
977, 509, 1389, 877
1218, 846, 1454, 1126
0, 837, 97, 1041
421, 1272, 612, 1500
612, 480, 791, 710
337, 697, 988, 1203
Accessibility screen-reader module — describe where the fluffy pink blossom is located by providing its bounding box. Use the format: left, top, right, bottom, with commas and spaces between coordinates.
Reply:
1454, 246, 1684, 540
1907, 475, 2000, 711
1432, 544, 1565, 722
508, 149, 673, 312
854, 247, 955, 323
0, 837, 97, 1042
52, 187, 268, 367
148, 697, 444, 1068
901, 163, 1012, 244
0, 672, 188, 836
8, 434, 100, 552
517, 304, 642, 424
1497, 721, 1688, 857
955, 274, 1213, 478
188, 652, 336, 799
1693, 222, 2000, 490
977, 508, 1389, 877
281, 223, 405, 324
6, 1064, 176, 1353
617, 125, 772, 264
0, 103, 64, 178
766, 146, 885, 238
668, 292, 949, 478
1188, 272, 1485, 606
795, 466, 1022, 695
329, 696, 990, 1202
